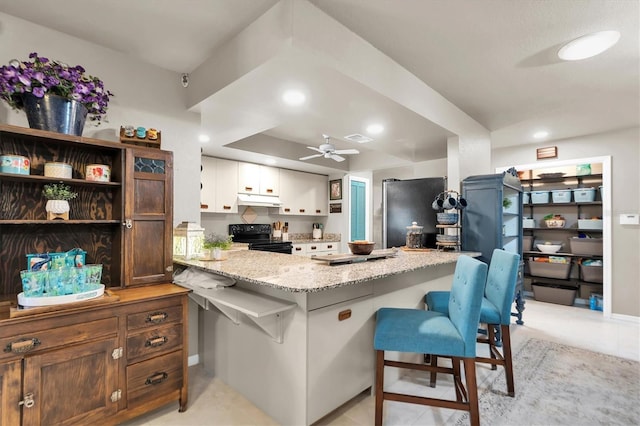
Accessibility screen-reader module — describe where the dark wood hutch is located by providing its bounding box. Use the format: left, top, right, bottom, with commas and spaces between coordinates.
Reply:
0, 124, 188, 425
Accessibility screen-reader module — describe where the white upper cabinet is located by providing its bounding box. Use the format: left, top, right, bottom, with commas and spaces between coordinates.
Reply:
238, 162, 279, 196
201, 157, 238, 213
280, 169, 328, 216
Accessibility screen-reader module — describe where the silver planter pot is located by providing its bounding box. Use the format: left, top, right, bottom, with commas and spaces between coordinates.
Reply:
22, 94, 88, 136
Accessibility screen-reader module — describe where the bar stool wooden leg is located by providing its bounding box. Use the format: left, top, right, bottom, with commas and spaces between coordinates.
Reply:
429, 354, 438, 387
488, 325, 498, 370
501, 324, 515, 397
375, 350, 384, 426
464, 358, 480, 426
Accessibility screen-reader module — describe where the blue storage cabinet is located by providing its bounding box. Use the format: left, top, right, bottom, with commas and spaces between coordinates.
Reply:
461, 167, 525, 324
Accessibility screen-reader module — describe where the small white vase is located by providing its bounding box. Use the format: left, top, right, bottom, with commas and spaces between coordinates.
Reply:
212, 247, 228, 260
46, 199, 70, 214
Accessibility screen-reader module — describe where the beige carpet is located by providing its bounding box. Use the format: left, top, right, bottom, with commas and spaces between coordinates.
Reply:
450, 338, 640, 426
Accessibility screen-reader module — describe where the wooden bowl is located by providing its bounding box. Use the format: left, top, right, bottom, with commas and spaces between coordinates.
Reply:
348, 241, 375, 255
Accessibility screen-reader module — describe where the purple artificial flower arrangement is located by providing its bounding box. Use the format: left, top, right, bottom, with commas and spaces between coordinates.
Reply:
0, 52, 114, 124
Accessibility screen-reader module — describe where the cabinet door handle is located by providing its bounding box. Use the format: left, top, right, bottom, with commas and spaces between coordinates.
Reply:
299, 209, 305, 213
18, 392, 35, 408
338, 309, 352, 321
266, 188, 273, 193
122, 219, 133, 229
327, 245, 333, 249
145, 336, 168, 348
200, 204, 209, 209
223, 205, 231, 210
245, 186, 253, 192
284, 208, 291, 212
310, 246, 317, 250
146, 312, 168, 324
145, 372, 169, 386
5, 338, 41, 354
295, 247, 302, 251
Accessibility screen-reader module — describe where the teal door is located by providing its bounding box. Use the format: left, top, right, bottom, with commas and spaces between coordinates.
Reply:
350, 180, 366, 241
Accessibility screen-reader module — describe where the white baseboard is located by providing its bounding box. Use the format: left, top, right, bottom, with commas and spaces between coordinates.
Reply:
610, 313, 640, 323
188, 354, 200, 366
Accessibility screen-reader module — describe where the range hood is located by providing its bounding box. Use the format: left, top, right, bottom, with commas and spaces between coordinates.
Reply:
237, 193, 283, 207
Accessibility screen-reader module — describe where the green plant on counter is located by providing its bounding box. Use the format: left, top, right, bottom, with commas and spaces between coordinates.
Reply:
42, 183, 78, 200
503, 197, 512, 208
203, 233, 233, 250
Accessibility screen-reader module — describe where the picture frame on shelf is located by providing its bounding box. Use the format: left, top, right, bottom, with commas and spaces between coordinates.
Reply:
329, 179, 342, 200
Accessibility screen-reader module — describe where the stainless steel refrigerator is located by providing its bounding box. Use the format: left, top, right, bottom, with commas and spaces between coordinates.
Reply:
382, 177, 446, 248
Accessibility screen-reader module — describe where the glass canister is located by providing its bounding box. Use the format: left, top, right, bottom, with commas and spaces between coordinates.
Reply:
405, 221, 423, 248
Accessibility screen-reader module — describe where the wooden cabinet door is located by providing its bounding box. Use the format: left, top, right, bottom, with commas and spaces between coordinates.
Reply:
22, 337, 119, 426
123, 149, 174, 286
0, 360, 21, 426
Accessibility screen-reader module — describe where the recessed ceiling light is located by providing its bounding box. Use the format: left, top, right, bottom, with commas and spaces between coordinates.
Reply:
533, 130, 549, 139
366, 123, 384, 134
282, 90, 306, 106
198, 134, 210, 143
558, 30, 621, 61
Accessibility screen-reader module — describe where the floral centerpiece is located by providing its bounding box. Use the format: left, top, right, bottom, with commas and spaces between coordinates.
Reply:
0, 52, 114, 126
203, 233, 233, 260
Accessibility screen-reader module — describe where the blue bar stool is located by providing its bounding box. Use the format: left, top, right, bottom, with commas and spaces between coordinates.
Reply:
426, 249, 520, 397
374, 255, 488, 426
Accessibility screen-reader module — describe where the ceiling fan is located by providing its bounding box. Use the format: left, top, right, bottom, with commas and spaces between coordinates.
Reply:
299, 135, 360, 162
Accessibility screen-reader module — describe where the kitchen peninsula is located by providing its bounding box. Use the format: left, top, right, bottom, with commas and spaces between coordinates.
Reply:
175, 249, 475, 425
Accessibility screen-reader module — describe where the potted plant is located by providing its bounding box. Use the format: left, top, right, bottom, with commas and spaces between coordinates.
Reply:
202, 233, 234, 260
0, 52, 114, 135
43, 183, 78, 219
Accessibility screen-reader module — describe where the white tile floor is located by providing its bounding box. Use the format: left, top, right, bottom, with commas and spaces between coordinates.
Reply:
122, 298, 639, 426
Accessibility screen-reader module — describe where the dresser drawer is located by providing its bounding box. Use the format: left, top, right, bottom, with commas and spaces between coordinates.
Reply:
0, 316, 117, 360
127, 323, 183, 362
126, 350, 183, 409
126, 302, 183, 332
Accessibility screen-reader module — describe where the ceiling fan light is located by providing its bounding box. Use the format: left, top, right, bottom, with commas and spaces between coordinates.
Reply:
558, 30, 620, 61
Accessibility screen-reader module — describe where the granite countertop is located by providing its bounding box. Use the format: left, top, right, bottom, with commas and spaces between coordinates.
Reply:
174, 249, 478, 293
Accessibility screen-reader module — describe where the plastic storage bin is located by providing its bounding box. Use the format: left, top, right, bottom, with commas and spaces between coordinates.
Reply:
551, 189, 572, 203
569, 238, 603, 256
530, 191, 549, 204
532, 284, 577, 306
523, 235, 533, 251
523, 218, 536, 228
580, 264, 603, 283
528, 259, 572, 279
573, 188, 596, 202
578, 219, 603, 230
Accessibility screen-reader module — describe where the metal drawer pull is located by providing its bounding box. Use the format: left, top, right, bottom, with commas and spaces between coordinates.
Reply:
145, 336, 168, 347
146, 312, 168, 324
145, 372, 168, 386
19, 392, 35, 408
5, 338, 41, 354
338, 309, 352, 321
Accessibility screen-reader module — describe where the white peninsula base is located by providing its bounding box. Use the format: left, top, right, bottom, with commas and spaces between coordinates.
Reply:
198, 261, 456, 425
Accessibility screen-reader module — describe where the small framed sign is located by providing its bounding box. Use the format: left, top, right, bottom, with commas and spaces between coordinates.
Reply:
536, 146, 557, 159
330, 203, 342, 213
329, 179, 342, 200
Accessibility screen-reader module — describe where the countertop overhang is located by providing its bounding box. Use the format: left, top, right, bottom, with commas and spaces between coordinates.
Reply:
174, 249, 480, 293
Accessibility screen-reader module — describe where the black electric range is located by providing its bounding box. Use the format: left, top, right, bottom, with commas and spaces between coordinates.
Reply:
229, 224, 293, 254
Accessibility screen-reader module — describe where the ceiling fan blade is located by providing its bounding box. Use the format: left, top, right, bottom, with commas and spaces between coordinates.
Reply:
330, 154, 346, 162
333, 149, 360, 155
299, 153, 324, 161
306, 146, 324, 153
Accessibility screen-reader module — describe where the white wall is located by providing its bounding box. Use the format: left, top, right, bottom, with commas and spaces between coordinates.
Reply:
492, 127, 640, 318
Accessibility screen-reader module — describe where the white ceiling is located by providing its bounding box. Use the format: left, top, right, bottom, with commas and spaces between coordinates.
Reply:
1, 0, 638, 174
